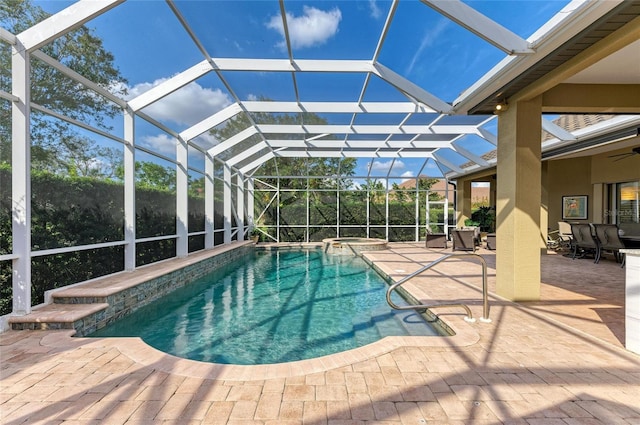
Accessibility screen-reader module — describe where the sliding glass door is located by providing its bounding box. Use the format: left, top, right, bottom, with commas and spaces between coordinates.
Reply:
612, 181, 640, 236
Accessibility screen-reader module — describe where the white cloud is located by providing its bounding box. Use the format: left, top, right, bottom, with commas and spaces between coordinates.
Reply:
267, 6, 342, 49
125, 78, 232, 127
425, 160, 439, 170
406, 18, 450, 76
369, 160, 390, 172
393, 161, 407, 171
368, 0, 382, 19
124, 80, 154, 100
140, 133, 176, 156
399, 170, 415, 183
139, 133, 218, 164
370, 159, 405, 172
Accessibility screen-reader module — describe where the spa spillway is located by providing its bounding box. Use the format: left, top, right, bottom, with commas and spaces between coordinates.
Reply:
322, 238, 388, 256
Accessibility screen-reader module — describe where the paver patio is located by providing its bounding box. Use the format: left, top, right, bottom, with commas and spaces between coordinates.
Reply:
1, 243, 639, 424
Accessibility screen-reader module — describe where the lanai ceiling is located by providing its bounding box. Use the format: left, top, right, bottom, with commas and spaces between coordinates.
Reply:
3, 0, 640, 181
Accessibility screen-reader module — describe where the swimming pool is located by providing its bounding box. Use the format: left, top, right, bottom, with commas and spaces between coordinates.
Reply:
89, 248, 441, 364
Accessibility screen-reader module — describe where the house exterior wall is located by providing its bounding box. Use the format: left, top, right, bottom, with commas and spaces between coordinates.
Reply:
590, 147, 640, 184
547, 145, 640, 231
548, 157, 593, 228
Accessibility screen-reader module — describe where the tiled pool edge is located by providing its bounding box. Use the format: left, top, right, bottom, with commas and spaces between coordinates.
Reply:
9, 242, 254, 336
41, 311, 480, 381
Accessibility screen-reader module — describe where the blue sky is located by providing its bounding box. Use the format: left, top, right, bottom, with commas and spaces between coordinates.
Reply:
33, 0, 569, 181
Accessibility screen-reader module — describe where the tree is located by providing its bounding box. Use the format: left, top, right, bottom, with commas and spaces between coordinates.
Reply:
417, 177, 442, 195
0, 0, 128, 171
360, 179, 386, 204
391, 182, 408, 203
135, 162, 175, 191
113, 160, 176, 192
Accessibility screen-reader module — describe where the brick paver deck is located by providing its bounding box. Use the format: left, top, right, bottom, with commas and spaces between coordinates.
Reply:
2, 243, 639, 424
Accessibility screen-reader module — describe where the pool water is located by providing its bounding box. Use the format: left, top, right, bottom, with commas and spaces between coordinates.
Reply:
90, 249, 440, 364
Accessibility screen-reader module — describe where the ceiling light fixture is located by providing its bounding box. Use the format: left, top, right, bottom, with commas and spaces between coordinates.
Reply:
494, 101, 509, 114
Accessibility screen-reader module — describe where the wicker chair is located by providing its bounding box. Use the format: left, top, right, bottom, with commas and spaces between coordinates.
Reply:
425, 232, 448, 249
451, 229, 476, 252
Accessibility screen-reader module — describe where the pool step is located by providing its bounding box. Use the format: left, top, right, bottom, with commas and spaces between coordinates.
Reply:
8, 303, 109, 332
352, 306, 436, 346
390, 309, 439, 336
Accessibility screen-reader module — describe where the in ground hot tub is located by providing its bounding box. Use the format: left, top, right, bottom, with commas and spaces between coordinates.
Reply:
322, 237, 388, 256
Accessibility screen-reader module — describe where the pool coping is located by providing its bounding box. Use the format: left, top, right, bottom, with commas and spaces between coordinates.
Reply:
39, 313, 479, 381
30, 243, 480, 380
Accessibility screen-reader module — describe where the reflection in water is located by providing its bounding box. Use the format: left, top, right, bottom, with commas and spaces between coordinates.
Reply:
90, 249, 439, 364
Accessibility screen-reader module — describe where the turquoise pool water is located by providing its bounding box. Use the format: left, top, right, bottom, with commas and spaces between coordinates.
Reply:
90, 249, 440, 364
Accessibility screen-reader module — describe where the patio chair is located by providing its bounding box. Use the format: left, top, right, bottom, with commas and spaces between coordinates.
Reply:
547, 230, 563, 250
451, 229, 476, 252
570, 223, 600, 263
425, 232, 448, 249
557, 221, 574, 250
462, 226, 481, 246
593, 224, 626, 267
486, 233, 496, 250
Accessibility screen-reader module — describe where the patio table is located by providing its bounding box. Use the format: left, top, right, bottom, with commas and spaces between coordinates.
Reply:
621, 236, 640, 249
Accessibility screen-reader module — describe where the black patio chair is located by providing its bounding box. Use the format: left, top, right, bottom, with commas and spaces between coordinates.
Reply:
593, 224, 626, 267
571, 223, 600, 263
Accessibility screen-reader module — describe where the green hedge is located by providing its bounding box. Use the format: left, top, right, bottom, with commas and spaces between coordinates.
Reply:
0, 168, 212, 316
0, 261, 10, 317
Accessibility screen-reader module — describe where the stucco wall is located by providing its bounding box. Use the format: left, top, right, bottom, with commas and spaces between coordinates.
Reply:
455, 144, 640, 233
547, 157, 593, 229
547, 147, 640, 231
590, 147, 640, 184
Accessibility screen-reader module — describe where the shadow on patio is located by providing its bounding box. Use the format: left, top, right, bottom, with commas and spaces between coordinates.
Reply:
377, 243, 626, 348
1, 242, 638, 424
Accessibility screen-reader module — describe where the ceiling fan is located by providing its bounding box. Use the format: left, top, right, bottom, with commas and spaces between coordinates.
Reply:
608, 146, 640, 161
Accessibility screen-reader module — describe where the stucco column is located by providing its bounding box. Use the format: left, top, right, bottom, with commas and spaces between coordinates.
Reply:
457, 179, 472, 227
496, 97, 542, 301
489, 176, 497, 210
592, 183, 604, 224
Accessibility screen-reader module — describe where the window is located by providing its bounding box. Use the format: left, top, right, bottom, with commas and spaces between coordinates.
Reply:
611, 181, 640, 236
